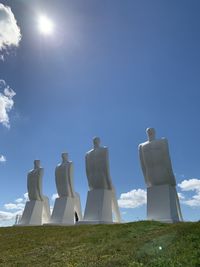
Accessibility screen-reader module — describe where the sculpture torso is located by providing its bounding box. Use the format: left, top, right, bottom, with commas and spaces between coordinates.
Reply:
139, 138, 176, 187
55, 161, 74, 197
27, 168, 44, 201
86, 147, 112, 190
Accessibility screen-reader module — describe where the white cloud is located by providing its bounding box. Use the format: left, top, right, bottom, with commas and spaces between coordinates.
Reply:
177, 192, 185, 201
4, 203, 25, 210
178, 179, 200, 192
4, 193, 28, 212
0, 193, 28, 226
183, 195, 200, 207
0, 3, 21, 51
0, 80, 16, 128
178, 179, 200, 207
15, 198, 23, 203
23, 192, 29, 201
0, 211, 17, 222
51, 193, 58, 201
118, 189, 147, 209
0, 155, 6, 162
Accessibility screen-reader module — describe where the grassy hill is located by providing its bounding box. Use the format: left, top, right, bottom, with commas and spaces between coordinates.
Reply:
0, 221, 199, 267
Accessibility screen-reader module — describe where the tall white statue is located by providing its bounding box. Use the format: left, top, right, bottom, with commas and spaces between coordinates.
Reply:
50, 153, 82, 225
55, 153, 75, 198
139, 128, 183, 222
19, 160, 50, 225
82, 137, 121, 223
27, 160, 45, 201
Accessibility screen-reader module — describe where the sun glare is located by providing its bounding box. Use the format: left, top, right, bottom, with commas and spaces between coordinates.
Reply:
38, 15, 54, 35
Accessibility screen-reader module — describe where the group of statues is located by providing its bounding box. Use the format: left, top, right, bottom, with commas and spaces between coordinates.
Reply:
18, 137, 121, 225
18, 128, 183, 226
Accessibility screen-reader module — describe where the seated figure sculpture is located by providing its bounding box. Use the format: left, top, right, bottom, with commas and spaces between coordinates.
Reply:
27, 160, 45, 201
19, 160, 50, 225
56, 153, 75, 198
139, 128, 183, 222
82, 137, 121, 223
50, 153, 82, 225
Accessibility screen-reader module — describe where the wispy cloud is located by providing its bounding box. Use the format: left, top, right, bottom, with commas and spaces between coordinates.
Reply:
178, 179, 200, 192
177, 192, 185, 201
15, 198, 23, 203
0, 211, 18, 222
4, 193, 28, 211
118, 189, 147, 209
0, 80, 16, 128
0, 3, 21, 52
0, 193, 29, 226
178, 179, 200, 207
4, 203, 25, 211
23, 192, 29, 202
0, 155, 6, 162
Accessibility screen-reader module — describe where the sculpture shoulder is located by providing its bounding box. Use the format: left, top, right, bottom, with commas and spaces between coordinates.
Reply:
158, 138, 169, 150
160, 137, 168, 143
97, 146, 108, 154
86, 147, 108, 157
28, 168, 34, 175
138, 141, 151, 152
140, 139, 168, 149
86, 149, 94, 157
138, 141, 148, 150
56, 162, 72, 168
28, 168, 43, 177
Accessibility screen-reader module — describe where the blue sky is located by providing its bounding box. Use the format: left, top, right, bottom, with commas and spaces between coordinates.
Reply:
0, 0, 200, 226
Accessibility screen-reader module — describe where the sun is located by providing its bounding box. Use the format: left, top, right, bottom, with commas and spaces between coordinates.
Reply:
38, 15, 54, 35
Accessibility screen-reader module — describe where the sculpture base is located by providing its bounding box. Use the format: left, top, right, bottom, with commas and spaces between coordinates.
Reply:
147, 184, 182, 223
81, 189, 113, 224
50, 196, 75, 225
74, 192, 83, 221
18, 197, 50, 226
76, 220, 113, 225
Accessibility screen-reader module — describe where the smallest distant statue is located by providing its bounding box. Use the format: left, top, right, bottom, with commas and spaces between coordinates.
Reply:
19, 160, 51, 225
82, 137, 121, 224
50, 153, 82, 225
139, 128, 183, 222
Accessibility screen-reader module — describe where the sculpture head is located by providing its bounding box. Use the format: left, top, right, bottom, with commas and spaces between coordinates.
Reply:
146, 128, 156, 142
61, 152, 69, 163
93, 137, 101, 149
34, 160, 41, 169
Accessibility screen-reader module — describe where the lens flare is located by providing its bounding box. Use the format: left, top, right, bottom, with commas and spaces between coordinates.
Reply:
38, 15, 54, 35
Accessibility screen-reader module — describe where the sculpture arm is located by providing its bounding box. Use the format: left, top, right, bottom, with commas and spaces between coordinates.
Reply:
139, 144, 149, 186
85, 154, 92, 190
163, 139, 176, 185
27, 173, 32, 200
105, 148, 113, 190
68, 162, 75, 197
37, 168, 44, 201
55, 167, 59, 196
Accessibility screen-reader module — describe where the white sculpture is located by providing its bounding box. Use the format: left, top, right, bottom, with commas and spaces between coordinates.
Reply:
82, 137, 121, 224
19, 160, 50, 225
139, 128, 183, 222
50, 153, 82, 225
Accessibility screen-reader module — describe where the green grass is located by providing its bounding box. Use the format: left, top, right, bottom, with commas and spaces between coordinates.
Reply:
0, 221, 199, 267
